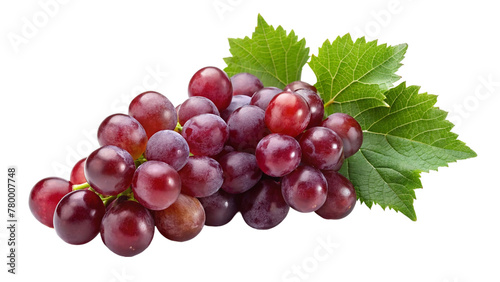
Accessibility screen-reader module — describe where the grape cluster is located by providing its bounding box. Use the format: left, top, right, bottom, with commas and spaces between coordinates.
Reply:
29, 66, 363, 257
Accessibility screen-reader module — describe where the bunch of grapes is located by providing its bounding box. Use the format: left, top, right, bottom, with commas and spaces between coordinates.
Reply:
29, 66, 363, 257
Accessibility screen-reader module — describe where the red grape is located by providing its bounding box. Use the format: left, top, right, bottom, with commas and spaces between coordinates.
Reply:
219, 151, 262, 194
299, 126, 344, 170
227, 105, 268, 153
100, 200, 155, 257
132, 161, 181, 210
84, 145, 135, 196
97, 113, 148, 159
153, 194, 205, 242
281, 165, 328, 213
322, 113, 363, 158
181, 113, 229, 157
29, 177, 73, 228
198, 189, 239, 226
265, 91, 311, 137
188, 66, 233, 111
128, 91, 177, 138
177, 156, 223, 198
255, 133, 302, 177
54, 190, 105, 245
240, 179, 289, 230
315, 171, 357, 219
144, 130, 190, 171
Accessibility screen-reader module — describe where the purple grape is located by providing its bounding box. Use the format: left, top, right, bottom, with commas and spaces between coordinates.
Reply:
220, 94, 251, 122
198, 189, 239, 226
240, 179, 289, 230
299, 126, 344, 170
128, 91, 177, 138
84, 145, 136, 196
177, 156, 223, 198
97, 113, 148, 160
219, 151, 262, 194
188, 66, 233, 111
230, 72, 264, 96
295, 88, 324, 128
100, 200, 155, 257
322, 113, 363, 158
177, 96, 220, 126
227, 105, 268, 153
53, 190, 105, 245
132, 161, 181, 211
250, 87, 282, 110
281, 165, 328, 213
144, 130, 190, 171
255, 133, 302, 177
181, 113, 229, 157
315, 171, 357, 219
29, 177, 73, 228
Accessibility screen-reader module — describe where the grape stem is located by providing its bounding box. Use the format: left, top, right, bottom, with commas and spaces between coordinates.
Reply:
175, 122, 183, 133
72, 182, 137, 205
72, 182, 90, 190
134, 155, 148, 167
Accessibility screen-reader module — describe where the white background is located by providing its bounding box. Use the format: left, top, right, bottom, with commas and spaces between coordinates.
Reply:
1, 1, 499, 282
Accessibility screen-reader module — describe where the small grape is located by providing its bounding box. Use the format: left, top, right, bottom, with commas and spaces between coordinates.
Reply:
198, 189, 239, 227
84, 145, 135, 196
322, 113, 363, 158
240, 179, 289, 230
29, 177, 73, 228
265, 91, 311, 137
219, 151, 262, 194
281, 165, 328, 213
230, 72, 264, 96
315, 170, 357, 220
132, 161, 181, 211
299, 126, 344, 170
181, 113, 229, 157
255, 133, 302, 177
177, 156, 223, 198
54, 190, 105, 245
128, 91, 177, 138
153, 194, 205, 242
227, 105, 268, 153
188, 66, 233, 111
100, 200, 155, 257
97, 113, 148, 160
144, 130, 190, 171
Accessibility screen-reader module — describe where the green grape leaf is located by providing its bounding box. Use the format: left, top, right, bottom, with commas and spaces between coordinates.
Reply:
224, 14, 309, 89
339, 83, 477, 220
309, 35, 407, 127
